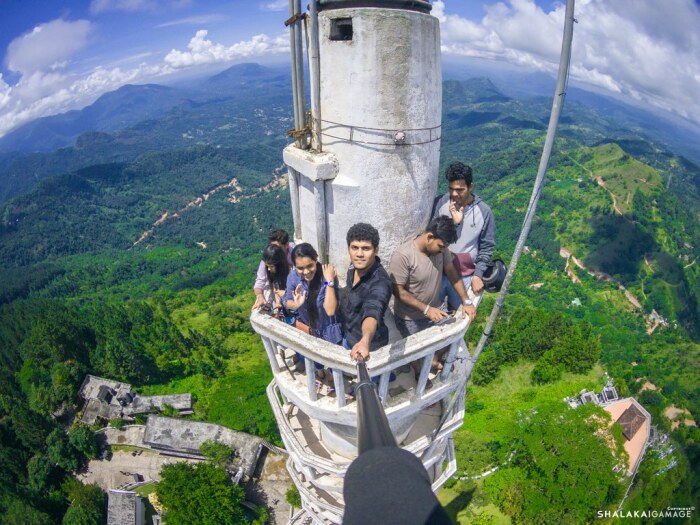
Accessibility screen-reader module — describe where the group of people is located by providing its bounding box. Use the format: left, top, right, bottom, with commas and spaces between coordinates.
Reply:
252, 162, 495, 379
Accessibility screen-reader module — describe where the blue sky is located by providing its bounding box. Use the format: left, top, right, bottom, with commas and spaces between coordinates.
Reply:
1, 0, 699, 137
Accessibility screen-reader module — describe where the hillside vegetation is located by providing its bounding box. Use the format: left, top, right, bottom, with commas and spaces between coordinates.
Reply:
0, 69, 698, 524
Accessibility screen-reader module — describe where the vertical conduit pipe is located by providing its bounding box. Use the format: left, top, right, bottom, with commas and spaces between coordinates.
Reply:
308, 0, 322, 151
288, 0, 301, 145
288, 168, 303, 240
314, 180, 329, 263
307, 0, 328, 258
293, 0, 307, 149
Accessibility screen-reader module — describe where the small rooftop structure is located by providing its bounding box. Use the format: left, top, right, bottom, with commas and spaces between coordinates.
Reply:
79, 375, 192, 424
107, 490, 145, 525
568, 381, 619, 408
580, 389, 600, 405
601, 384, 619, 404
80, 375, 125, 401
143, 415, 264, 478
617, 404, 647, 440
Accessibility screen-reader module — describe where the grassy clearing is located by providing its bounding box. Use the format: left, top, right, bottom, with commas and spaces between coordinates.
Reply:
134, 349, 277, 442
460, 361, 606, 444
438, 481, 511, 524
111, 445, 146, 453
134, 482, 158, 497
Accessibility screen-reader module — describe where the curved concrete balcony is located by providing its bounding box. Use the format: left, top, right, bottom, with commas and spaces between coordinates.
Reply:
251, 304, 477, 426
266, 377, 464, 481
252, 300, 479, 459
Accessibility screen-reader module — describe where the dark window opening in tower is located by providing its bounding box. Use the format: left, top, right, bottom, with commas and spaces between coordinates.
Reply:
330, 18, 353, 41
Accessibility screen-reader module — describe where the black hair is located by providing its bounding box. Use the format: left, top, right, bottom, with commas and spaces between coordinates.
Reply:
426, 216, 458, 245
445, 162, 473, 185
346, 223, 380, 248
262, 244, 289, 291
268, 228, 290, 245
291, 243, 323, 329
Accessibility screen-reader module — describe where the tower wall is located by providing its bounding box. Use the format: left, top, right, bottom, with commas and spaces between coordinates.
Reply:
296, 6, 441, 270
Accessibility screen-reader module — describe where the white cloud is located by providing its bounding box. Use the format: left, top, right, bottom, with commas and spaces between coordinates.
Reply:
0, 74, 11, 111
0, 62, 175, 137
437, 0, 700, 124
0, 27, 289, 137
164, 30, 288, 68
90, 0, 191, 14
5, 19, 92, 75
0, 17, 178, 136
259, 1, 288, 12
103, 51, 156, 68
156, 14, 228, 28
90, 0, 155, 14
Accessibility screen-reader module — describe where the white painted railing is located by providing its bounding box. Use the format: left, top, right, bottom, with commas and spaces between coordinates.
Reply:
251, 301, 478, 426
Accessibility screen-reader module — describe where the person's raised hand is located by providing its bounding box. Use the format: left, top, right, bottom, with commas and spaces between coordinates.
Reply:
322, 263, 336, 282
449, 200, 464, 225
293, 283, 306, 307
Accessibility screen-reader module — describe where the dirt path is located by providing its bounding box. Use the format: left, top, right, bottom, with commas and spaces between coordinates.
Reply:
132, 177, 242, 247
559, 247, 643, 310
131, 164, 286, 247
565, 153, 637, 223
560, 248, 582, 284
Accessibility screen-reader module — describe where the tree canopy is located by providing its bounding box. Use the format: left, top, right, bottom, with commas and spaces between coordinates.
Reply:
157, 462, 246, 525
484, 402, 625, 524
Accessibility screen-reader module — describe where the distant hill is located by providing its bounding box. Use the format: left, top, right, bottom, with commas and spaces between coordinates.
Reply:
436, 78, 700, 337
0, 84, 189, 154
444, 61, 700, 165
206, 62, 289, 90
0, 66, 292, 204
0, 62, 290, 158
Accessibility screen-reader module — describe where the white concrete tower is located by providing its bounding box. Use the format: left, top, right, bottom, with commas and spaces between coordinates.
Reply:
251, 1, 479, 523
283, 0, 442, 272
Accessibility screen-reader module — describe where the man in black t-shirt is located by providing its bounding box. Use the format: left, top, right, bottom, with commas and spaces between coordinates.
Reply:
342, 223, 393, 361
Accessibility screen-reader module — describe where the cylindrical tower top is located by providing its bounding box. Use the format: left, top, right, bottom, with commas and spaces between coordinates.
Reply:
317, 0, 432, 14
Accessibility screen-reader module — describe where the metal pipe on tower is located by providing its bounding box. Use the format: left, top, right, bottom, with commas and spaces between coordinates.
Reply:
294, 0, 307, 149
308, 0, 323, 152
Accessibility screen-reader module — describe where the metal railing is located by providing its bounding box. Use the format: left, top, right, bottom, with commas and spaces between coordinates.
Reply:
251, 299, 478, 424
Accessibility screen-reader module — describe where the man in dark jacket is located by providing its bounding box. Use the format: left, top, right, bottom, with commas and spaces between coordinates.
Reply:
342, 223, 393, 362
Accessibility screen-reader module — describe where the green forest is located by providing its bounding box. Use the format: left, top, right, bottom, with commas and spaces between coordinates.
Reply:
0, 73, 698, 524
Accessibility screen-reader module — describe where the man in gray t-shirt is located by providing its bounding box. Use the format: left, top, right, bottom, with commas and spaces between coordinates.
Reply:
389, 217, 475, 376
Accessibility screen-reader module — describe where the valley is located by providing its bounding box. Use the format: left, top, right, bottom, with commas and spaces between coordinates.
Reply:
0, 65, 697, 524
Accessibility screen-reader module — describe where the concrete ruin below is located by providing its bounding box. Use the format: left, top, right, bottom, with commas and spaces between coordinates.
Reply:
79, 375, 193, 425
143, 415, 265, 479
107, 489, 145, 525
